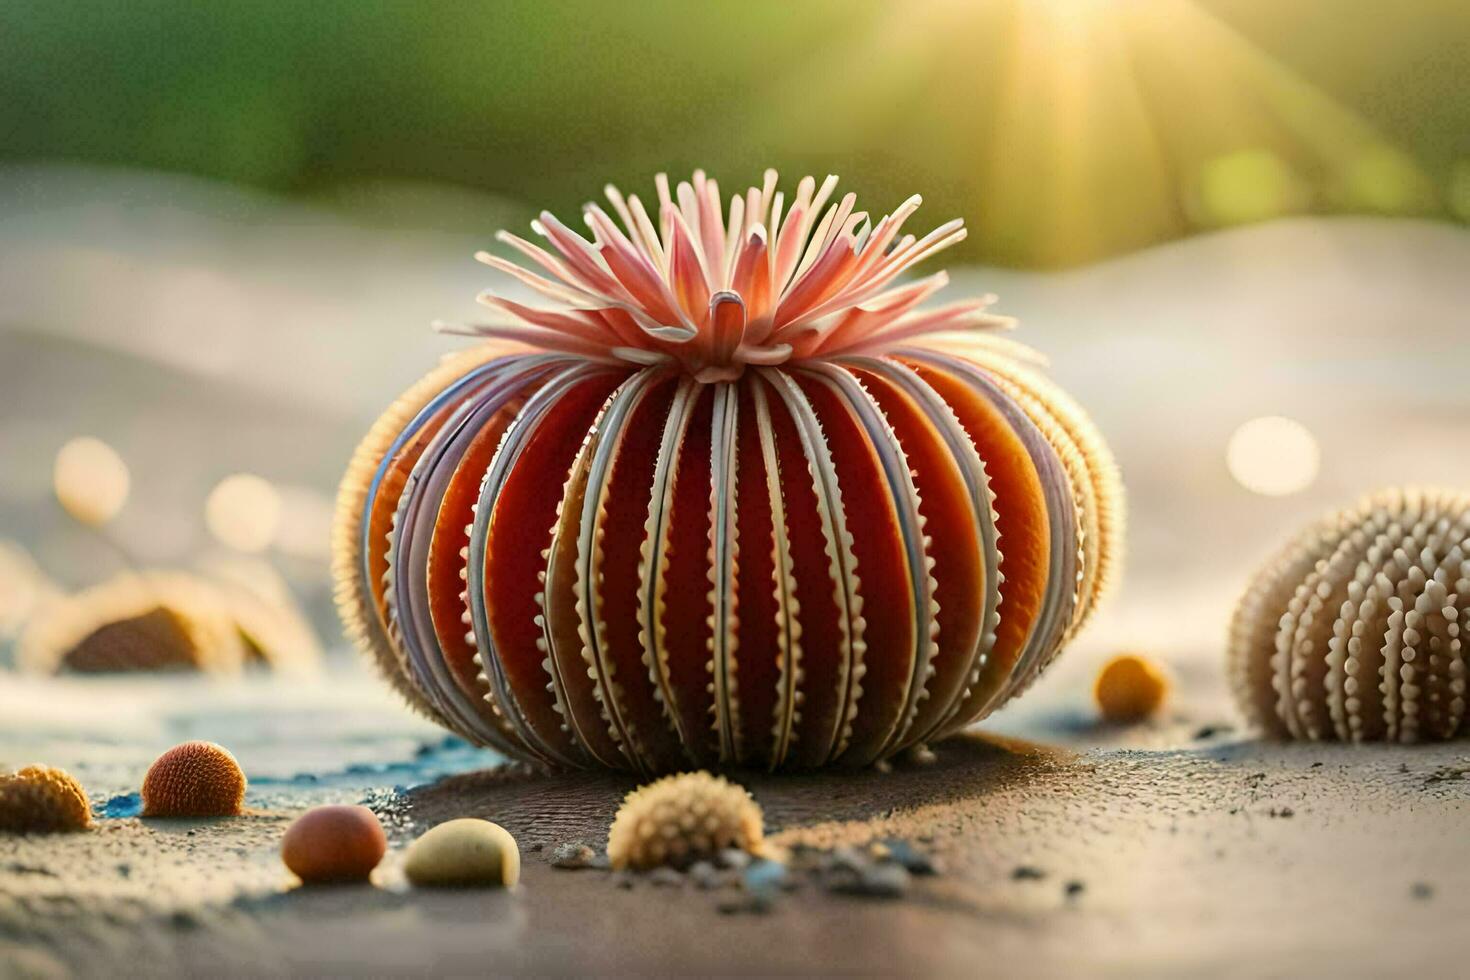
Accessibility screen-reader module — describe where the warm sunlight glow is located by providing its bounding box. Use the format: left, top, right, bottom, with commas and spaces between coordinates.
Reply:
1226, 416, 1320, 497
1026, 0, 1112, 12
889, 0, 1432, 264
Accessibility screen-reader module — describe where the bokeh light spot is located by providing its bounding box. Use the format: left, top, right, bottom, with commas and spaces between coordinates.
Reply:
1194, 150, 1304, 227
1226, 416, 1320, 497
206, 473, 282, 553
54, 437, 130, 527
271, 485, 335, 561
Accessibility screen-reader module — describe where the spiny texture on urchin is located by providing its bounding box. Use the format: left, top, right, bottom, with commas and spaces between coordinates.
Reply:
334, 169, 1125, 774
1228, 487, 1470, 742
141, 741, 247, 817
0, 765, 91, 833
606, 771, 763, 870
332, 346, 505, 738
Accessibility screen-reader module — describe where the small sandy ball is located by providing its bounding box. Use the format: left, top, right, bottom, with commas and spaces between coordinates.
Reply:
1094, 653, 1169, 723
0, 765, 92, 833
404, 818, 520, 888
281, 805, 387, 884
607, 771, 763, 871
141, 741, 246, 817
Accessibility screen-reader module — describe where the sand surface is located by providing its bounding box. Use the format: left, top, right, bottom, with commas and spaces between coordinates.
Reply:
4, 724, 1468, 978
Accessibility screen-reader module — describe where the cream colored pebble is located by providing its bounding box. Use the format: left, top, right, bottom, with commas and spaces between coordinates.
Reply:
404, 818, 520, 888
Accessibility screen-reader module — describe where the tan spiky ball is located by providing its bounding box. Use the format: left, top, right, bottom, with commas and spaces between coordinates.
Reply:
1228, 487, 1470, 742
141, 741, 247, 817
0, 765, 91, 833
607, 771, 763, 870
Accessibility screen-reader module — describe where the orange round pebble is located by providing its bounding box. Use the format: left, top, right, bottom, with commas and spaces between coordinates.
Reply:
1094, 653, 1169, 723
141, 741, 246, 817
281, 805, 388, 884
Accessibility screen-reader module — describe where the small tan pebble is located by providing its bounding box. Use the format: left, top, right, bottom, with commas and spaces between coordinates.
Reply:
826, 846, 866, 873
550, 842, 597, 869
404, 818, 519, 888
141, 741, 246, 817
717, 847, 751, 871
281, 805, 387, 884
1094, 653, 1168, 723
877, 839, 938, 876
0, 765, 91, 833
902, 744, 937, 766
648, 867, 685, 887
826, 860, 910, 899
688, 860, 723, 889
607, 771, 763, 871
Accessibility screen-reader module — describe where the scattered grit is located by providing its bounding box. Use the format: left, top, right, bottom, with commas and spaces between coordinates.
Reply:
550, 835, 941, 914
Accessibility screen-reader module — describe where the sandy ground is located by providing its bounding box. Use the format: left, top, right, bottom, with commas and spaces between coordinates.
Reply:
4, 721, 1468, 978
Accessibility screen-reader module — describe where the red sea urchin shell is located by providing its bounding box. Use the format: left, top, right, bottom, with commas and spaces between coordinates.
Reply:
141, 741, 246, 817
334, 170, 1123, 772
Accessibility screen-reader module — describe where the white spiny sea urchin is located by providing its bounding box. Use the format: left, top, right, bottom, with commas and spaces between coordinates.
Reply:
1228, 487, 1470, 742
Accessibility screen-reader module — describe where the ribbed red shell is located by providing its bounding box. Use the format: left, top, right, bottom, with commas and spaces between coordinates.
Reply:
338, 349, 1117, 772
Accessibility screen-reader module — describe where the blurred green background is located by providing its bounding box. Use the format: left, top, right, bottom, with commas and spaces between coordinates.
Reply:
4, 0, 1467, 267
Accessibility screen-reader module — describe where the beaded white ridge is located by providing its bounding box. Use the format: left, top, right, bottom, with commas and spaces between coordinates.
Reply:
1228, 487, 1470, 742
